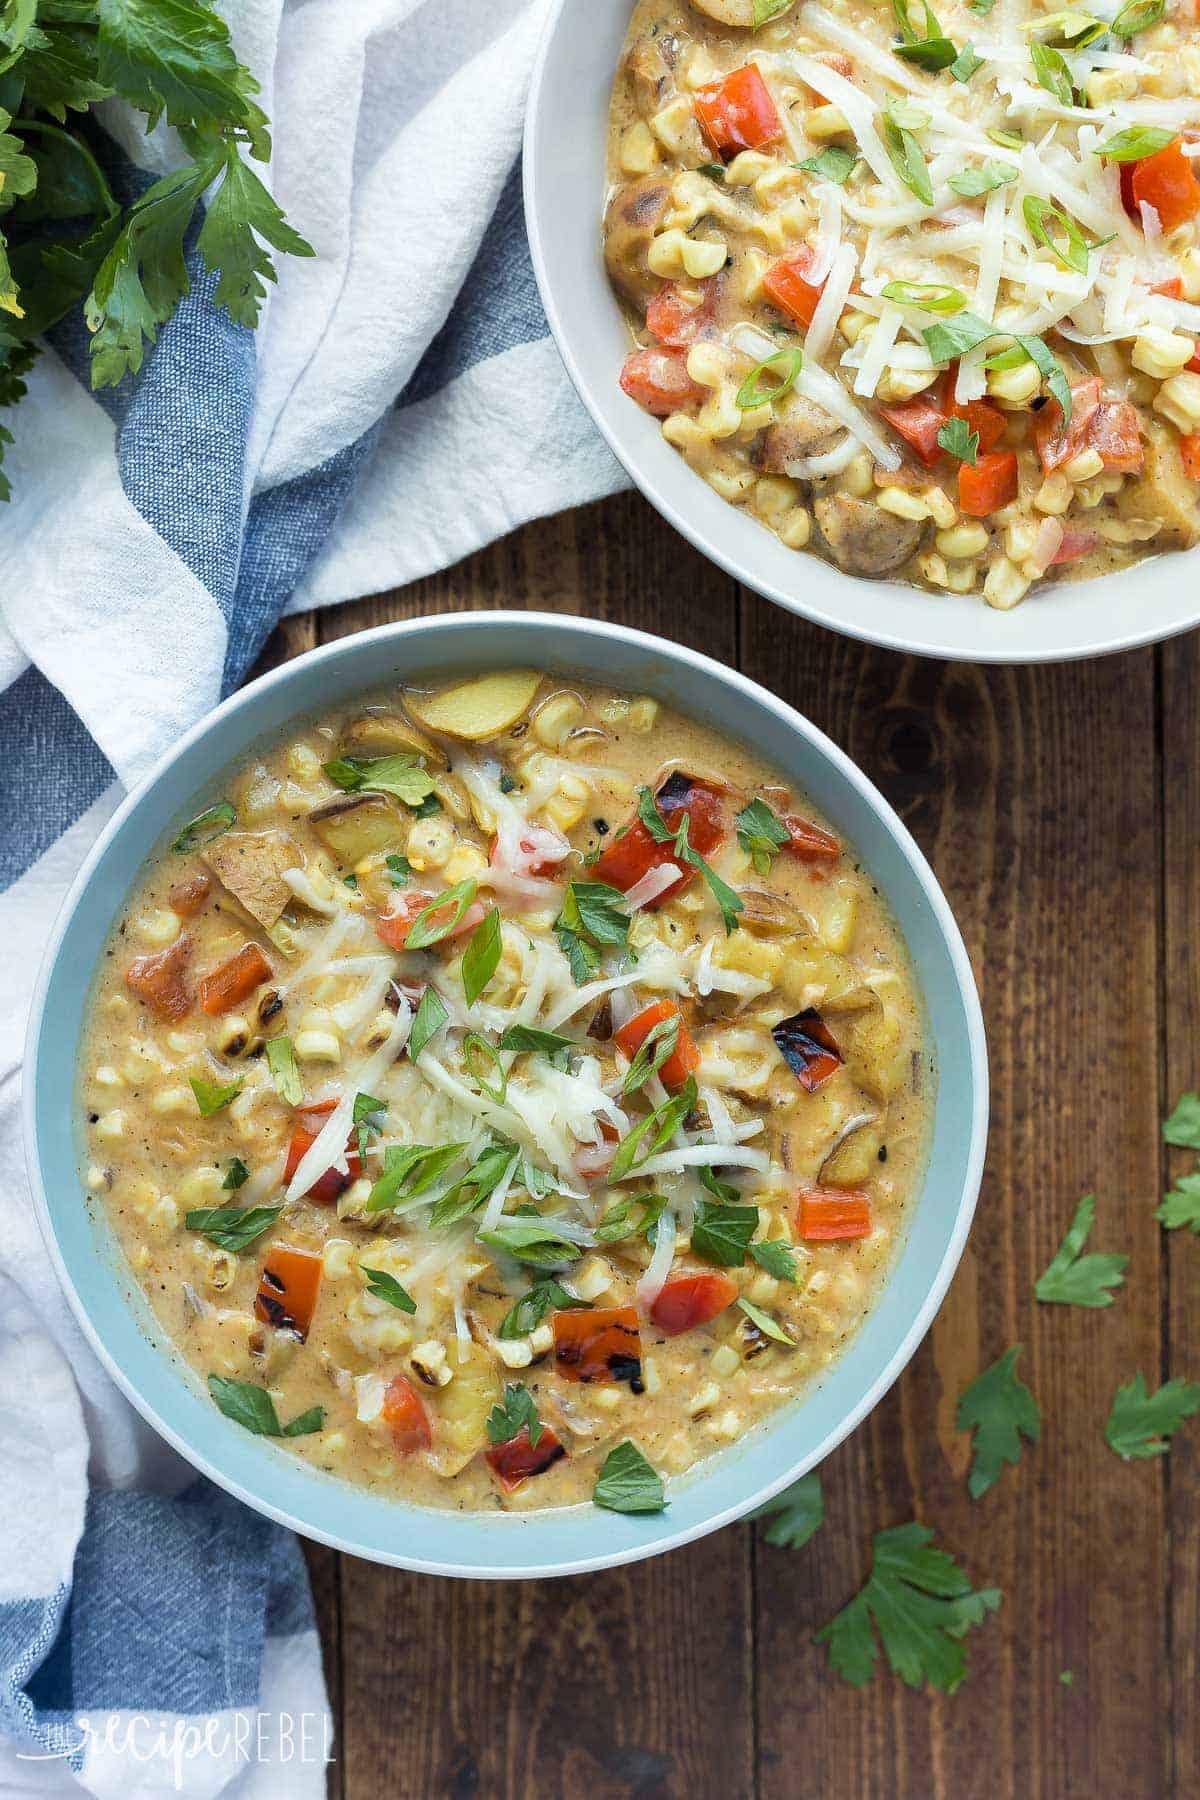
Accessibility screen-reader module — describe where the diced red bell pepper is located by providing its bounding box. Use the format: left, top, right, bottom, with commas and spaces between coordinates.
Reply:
645, 278, 718, 348
485, 1422, 566, 1493
553, 1305, 643, 1384
1131, 138, 1200, 232
1181, 433, 1200, 479
649, 1271, 739, 1336
694, 64, 782, 158
125, 936, 193, 1020
1087, 400, 1144, 475
796, 1187, 872, 1241
1188, 345, 1200, 375
878, 395, 947, 468
613, 998, 700, 1092
255, 1245, 322, 1341
383, 1375, 432, 1456
940, 372, 1007, 454
773, 1008, 843, 1092
958, 450, 1018, 517
802, 50, 853, 98
374, 888, 484, 952
1034, 378, 1102, 472
1049, 526, 1099, 564
619, 346, 707, 417
197, 942, 273, 1016
283, 1119, 361, 1205
783, 815, 840, 862
1153, 276, 1184, 298
168, 873, 212, 918
592, 772, 724, 901
762, 246, 826, 331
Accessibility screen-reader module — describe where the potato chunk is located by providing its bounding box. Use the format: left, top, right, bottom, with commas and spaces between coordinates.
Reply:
203, 829, 300, 930
405, 671, 542, 741
309, 793, 406, 866
429, 1342, 502, 1478
340, 711, 448, 769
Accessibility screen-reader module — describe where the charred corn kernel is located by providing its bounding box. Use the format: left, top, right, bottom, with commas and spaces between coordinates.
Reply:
1085, 65, 1138, 104
877, 486, 930, 521
983, 555, 1031, 610
936, 521, 988, 559
839, 309, 875, 346
688, 1380, 721, 1418
822, 891, 857, 953
778, 505, 812, 549
574, 1255, 614, 1302
442, 844, 488, 886
754, 475, 798, 523
95, 1109, 126, 1142
986, 359, 1042, 406
1033, 473, 1072, 515
405, 815, 453, 871
708, 1407, 742, 1440
1062, 448, 1105, 483
805, 103, 851, 140
839, 451, 874, 498
1096, 515, 1162, 544
875, 364, 938, 403
1155, 371, 1200, 430
627, 696, 659, 734
93, 1064, 124, 1091
206, 1249, 237, 1292
685, 341, 730, 388
135, 910, 181, 948
411, 1340, 452, 1386
619, 119, 660, 175
650, 95, 696, 156
286, 742, 323, 781
148, 1195, 179, 1238
216, 1015, 253, 1058
748, 1271, 781, 1305
496, 1337, 534, 1369
322, 1238, 355, 1280
659, 231, 727, 280
711, 1344, 741, 1379
1133, 328, 1195, 379
725, 149, 776, 185
715, 932, 784, 982
151, 1085, 193, 1117
707, 466, 757, 502
533, 691, 585, 750
590, 1387, 621, 1412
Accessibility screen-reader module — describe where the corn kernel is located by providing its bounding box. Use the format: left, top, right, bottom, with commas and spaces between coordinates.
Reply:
986, 359, 1042, 407
707, 466, 757, 502
649, 96, 696, 157
838, 451, 874, 498
688, 1381, 721, 1418
93, 1064, 124, 1091
685, 341, 730, 390
532, 691, 585, 750
1062, 448, 1105, 483
936, 521, 988, 559
619, 119, 660, 176
877, 487, 930, 521
805, 103, 851, 140
754, 475, 798, 524
1155, 371, 1200, 431
95, 1109, 126, 1142
839, 309, 875, 346
1033, 473, 1072, 516
627, 696, 659, 734
148, 1195, 179, 1238
1085, 65, 1138, 105
405, 815, 454, 871
1133, 328, 1195, 379
875, 364, 937, 403
322, 1238, 355, 1280
983, 555, 1031, 610
708, 1408, 742, 1440
822, 890, 857, 953
573, 1255, 613, 1302
134, 910, 181, 949
151, 1085, 193, 1117
922, 486, 957, 530
682, 235, 727, 279
725, 149, 776, 186
496, 1337, 534, 1369
544, 777, 591, 834
591, 1387, 621, 1412
295, 1028, 341, 1064
286, 742, 322, 781
711, 1344, 741, 1379
778, 505, 812, 549
748, 1271, 781, 1305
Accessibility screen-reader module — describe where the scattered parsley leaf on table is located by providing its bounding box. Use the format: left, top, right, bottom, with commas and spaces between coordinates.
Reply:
1035, 1194, 1127, 1308
1104, 1373, 1200, 1459
1157, 1170, 1200, 1233
1163, 1092, 1200, 1149
753, 1471, 824, 1548
816, 1522, 1000, 1693
956, 1346, 1040, 1498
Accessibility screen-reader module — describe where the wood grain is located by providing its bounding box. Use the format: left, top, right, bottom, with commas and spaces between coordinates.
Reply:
271, 494, 1190, 1798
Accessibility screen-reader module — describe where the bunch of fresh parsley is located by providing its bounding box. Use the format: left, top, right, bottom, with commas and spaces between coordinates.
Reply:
0, 0, 313, 499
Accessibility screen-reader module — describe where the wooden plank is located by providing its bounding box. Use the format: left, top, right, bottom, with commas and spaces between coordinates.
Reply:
324, 498, 758, 1800
737, 592, 1166, 1800
1161, 631, 1200, 1799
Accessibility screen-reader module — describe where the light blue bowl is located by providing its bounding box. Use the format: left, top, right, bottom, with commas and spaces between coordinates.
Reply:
24, 613, 987, 1578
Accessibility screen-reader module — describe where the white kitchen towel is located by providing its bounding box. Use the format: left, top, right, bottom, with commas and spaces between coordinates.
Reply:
0, 1, 625, 1793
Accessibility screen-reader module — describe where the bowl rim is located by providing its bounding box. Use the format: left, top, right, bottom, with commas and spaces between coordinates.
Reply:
522, 0, 1200, 667
23, 609, 988, 1577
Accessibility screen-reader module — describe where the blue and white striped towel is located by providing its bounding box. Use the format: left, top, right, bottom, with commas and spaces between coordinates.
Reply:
0, 3, 624, 1792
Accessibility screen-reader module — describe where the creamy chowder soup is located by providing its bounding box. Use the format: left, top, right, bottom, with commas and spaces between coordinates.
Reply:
606, 0, 1200, 609
80, 672, 931, 1514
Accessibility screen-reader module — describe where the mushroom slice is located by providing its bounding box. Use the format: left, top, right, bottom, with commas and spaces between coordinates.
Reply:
340, 710, 448, 769
202, 829, 302, 930
819, 1111, 883, 1187
309, 792, 406, 866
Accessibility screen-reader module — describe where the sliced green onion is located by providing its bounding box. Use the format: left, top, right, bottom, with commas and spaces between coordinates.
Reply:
1029, 40, 1074, 105
881, 280, 967, 314
1022, 195, 1103, 275
1110, 0, 1164, 36
464, 1033, 508, 1106
1095, 126, 1175, 162
736, 346, 804, 410
404, 879, 479, 950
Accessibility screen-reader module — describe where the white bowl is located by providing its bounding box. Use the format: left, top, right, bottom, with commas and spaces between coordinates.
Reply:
523, 0, 1200, 664
27, 613, 986, 1576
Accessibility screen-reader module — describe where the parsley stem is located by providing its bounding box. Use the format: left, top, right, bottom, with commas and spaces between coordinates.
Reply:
14, 119, 120, 218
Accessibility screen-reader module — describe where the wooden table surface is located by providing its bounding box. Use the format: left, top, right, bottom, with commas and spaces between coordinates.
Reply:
276, 490, 1197, 1800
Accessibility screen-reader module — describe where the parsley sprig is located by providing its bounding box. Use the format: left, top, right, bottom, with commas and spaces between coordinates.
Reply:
956, 1347, 1041, 1498
636, 787, 742, 932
